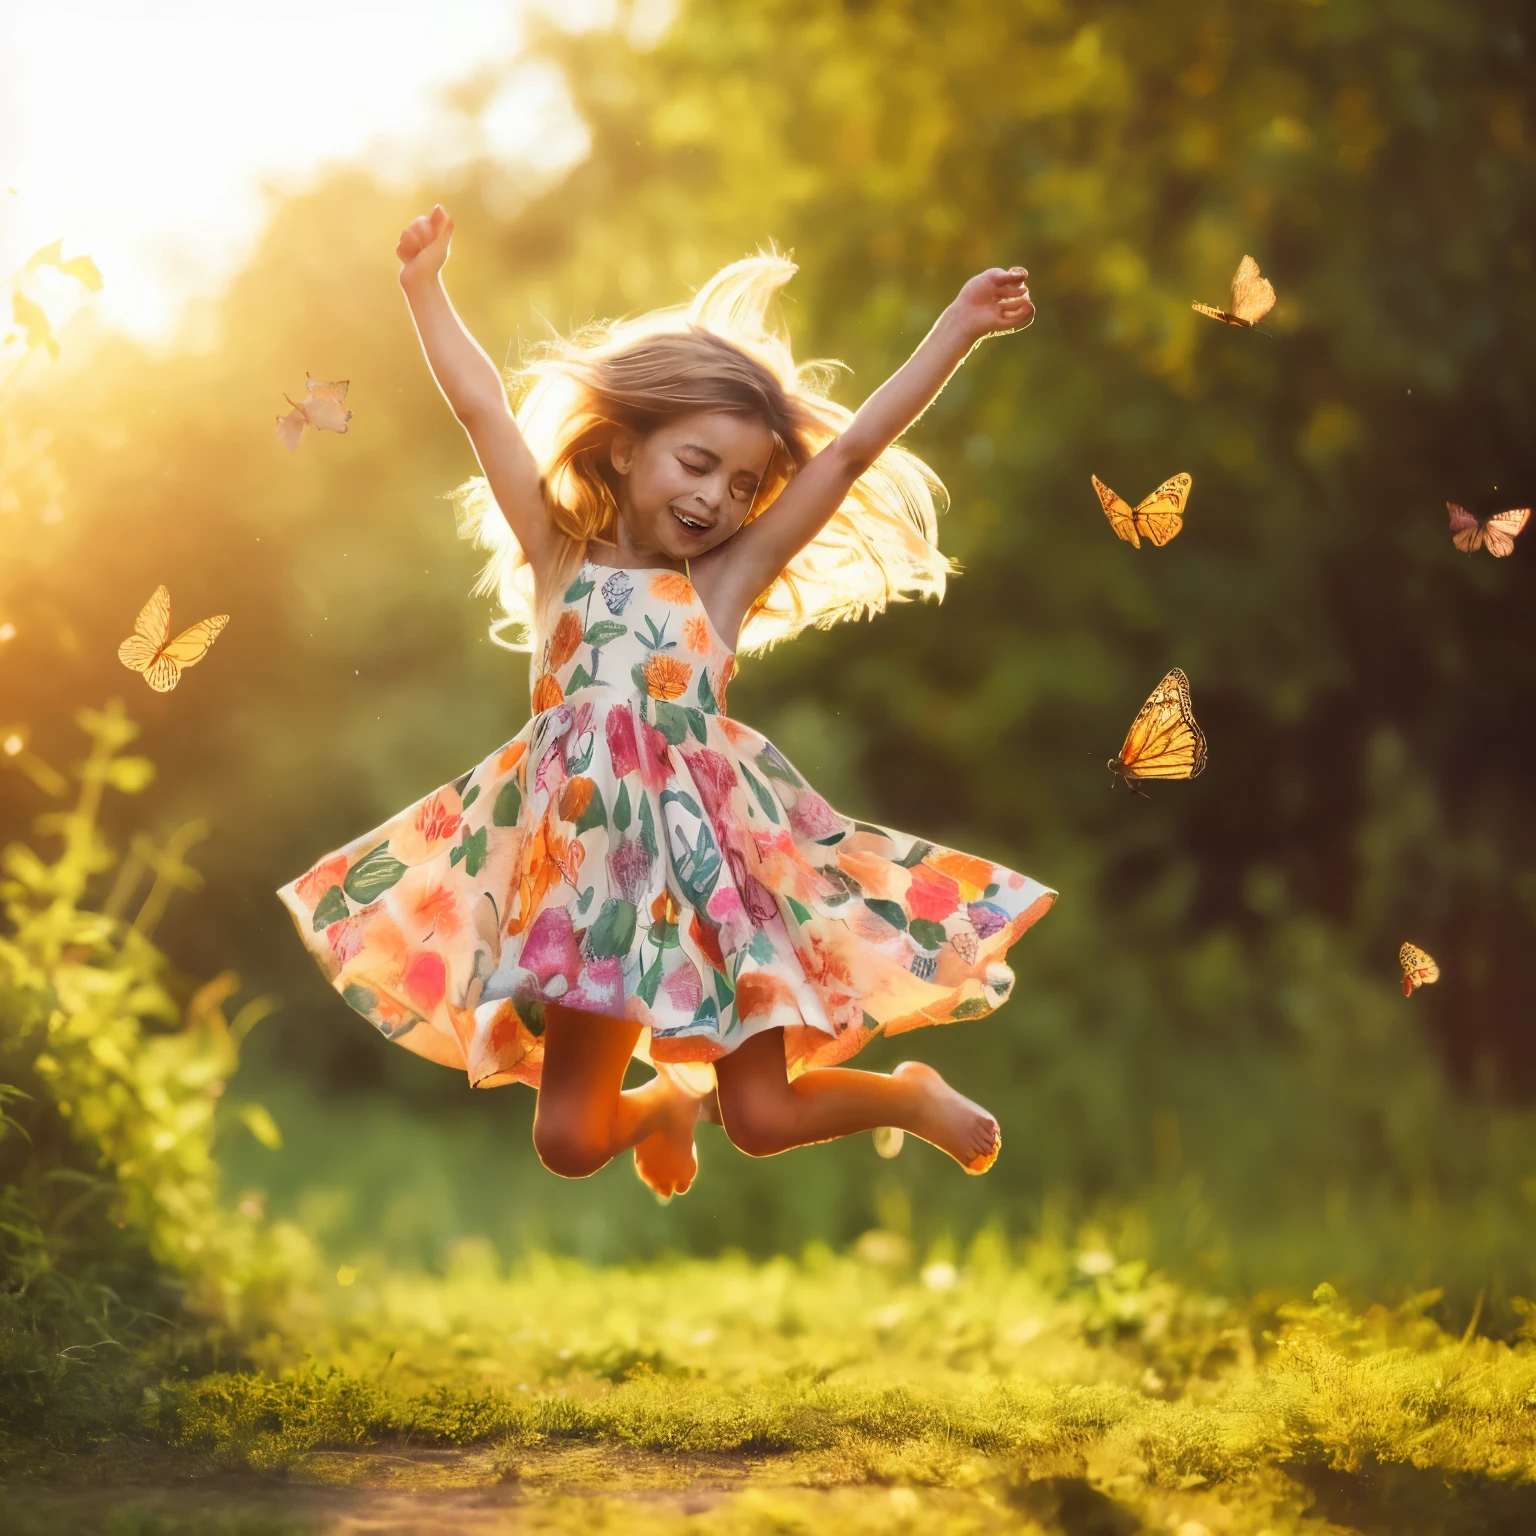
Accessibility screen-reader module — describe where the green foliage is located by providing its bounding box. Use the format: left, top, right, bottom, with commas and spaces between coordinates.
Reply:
0, 701, 316, 1433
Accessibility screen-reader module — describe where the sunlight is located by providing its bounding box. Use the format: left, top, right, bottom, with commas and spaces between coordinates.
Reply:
0, 0, 595, 343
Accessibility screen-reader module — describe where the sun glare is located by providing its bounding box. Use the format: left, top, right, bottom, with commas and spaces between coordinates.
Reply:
0, 1, 596, 344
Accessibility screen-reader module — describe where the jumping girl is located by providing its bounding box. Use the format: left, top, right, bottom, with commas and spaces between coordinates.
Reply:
279, 206, 1055, 1199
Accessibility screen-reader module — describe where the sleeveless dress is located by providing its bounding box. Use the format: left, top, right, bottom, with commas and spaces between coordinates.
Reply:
277, 559, 1055, 1089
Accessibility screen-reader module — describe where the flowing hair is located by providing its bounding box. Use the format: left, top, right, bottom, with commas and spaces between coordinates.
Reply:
452, 252, 951, 654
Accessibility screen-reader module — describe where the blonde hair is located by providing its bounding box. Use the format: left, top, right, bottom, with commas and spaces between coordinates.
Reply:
452, 253, 951, 654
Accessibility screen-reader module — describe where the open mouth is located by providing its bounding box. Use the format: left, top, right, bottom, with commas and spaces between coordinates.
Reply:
671, 508, 713, 536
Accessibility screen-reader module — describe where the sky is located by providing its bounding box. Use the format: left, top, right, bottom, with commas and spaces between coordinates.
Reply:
0, 0, 604, 344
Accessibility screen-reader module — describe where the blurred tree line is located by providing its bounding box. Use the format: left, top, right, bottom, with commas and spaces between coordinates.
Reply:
3, 0, 1534, 1298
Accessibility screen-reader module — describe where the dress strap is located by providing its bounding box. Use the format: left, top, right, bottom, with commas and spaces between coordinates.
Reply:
684, 557, 692, 584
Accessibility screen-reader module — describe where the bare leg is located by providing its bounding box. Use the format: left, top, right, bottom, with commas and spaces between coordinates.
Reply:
533, 1004, 703, 1197
713, 1029, 1000, 1174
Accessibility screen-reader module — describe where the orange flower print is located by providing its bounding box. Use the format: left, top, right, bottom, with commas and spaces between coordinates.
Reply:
409, 881, 462, 940
558, 775, 594, 824
294, 853, 348, 909
683, 615, 711, 654
649, 570, 695, 604
548, 609, 584, 671
651, 887, 681, 926
716, 656, 734, 713
644, 653, 691, 701
532, 671, 565, 713
496, 739, 528, 775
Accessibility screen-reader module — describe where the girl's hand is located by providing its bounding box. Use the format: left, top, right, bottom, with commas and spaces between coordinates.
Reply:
951, 266, 1034, 341
397, 204, 454, 289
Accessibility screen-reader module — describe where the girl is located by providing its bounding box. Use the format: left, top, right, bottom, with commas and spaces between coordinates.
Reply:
279, 206, 1054, 1199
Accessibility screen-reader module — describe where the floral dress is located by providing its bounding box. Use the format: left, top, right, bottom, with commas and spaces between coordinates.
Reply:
278, 559, 1055, 1088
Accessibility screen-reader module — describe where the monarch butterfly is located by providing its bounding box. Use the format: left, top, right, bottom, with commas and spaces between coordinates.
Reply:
276, 376, 352, 450
1399, 942, 1439, 997
1109, 668, 1207, 796
1446, 502, 1529, 558
1192, 255, 1275, 328
1092, 473, 1192, 549
117, 586, 228, 693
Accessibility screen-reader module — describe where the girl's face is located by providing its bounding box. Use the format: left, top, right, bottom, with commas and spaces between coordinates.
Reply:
609, 409, 775, 561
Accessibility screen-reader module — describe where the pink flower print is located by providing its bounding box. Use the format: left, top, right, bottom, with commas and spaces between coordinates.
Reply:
662, 961, 704, 1013
607, 708, 640, 779
682, 747, 738, 825
607, 834, 652, 906
568, 956, 624, 1013
326, 914, 367, 966
295, 853, 349, 910
788, 788, 840, 841
726, 842, 779, 926
415, 792, 463, 848
520, 907, 582, 991
951, 930, 979, 965
638, 721, 672, 791
403, 951, 447, 1013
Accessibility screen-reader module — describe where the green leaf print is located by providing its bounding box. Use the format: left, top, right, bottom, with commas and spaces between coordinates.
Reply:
573, 785, 608, 836
639, 614, 674, 652
310, 884, 349, 930
460, 783, 481, 809
637, 949, 665, 1006
696, 668, 718, 714
748, 929, 775, 964
564, 575, 595, 602
449, 825, 489, 876
613, 780, 632, 832
566, 663, 593, 693
713, 969, 736, 1015
865, 898, 908, 933
684, 707, 708, 743
756, 744, 803, 787
587, 898, 637, 959
690, 996, 720, 1030
652, 699, 689, 745
567, 730, 595, 774
862, 1010, 883, 1033
785, 894, 813, 926
738, 761, 780, 823
909, 918, 948, 951
343, 843, 408, 904
583, 619, 627, 648
492, 779, 523, 826
896, 840, 935, 869
638, 794, 658, 860
671, 821, 721, 909
660, 786, 703, 818
949, 997, 991, 1020
342, 982, 378, 1015
652, 919, 679, 950
576, 886, 595, 916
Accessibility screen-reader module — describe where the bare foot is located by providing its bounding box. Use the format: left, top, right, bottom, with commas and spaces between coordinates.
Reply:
632, 1073, 703, 1200
893, 1061, 1001, 1174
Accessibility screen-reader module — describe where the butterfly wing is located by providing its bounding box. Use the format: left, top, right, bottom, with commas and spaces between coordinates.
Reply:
1132, 473, 1192, 547
1116, 668, 1207, 780
1092, 475, 1141, 548
1480, 507, 1530, 558
1191, 301, 1243, 326
1446, 502, 1483, 553
275, 403, 307, 451
117, 585, 171, 673
1229, 255, 1276, 325
302, 377, 352, 435
1398, 942, 1439, 995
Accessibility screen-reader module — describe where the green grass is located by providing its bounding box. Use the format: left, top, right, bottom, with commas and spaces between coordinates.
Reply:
7, 1236, 1536, 1534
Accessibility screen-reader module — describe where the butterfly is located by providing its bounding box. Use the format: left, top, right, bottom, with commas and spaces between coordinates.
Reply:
117, 586, 229, 692
1109, 668, 1207, 795
275, 376, 352, 450
1446, 502, 1530, 558
1399, 942, 1439, 997
1192, 255, 1276, 328
1092, 473, 1192, 548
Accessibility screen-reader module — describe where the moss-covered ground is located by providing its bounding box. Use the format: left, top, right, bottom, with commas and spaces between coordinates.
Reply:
7, 1236, 1536, 1534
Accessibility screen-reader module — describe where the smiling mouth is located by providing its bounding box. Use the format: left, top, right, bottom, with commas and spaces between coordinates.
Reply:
671, 508, 713, 535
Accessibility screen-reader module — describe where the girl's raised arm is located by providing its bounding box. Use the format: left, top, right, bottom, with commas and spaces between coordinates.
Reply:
706, 267, 1033, 635
397, 206, 561, 580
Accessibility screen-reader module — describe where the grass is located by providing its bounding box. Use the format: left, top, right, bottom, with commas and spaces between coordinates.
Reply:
7, 1232, 1536, 1534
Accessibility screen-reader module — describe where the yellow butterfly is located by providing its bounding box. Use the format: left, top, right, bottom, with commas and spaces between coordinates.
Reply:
117, 586, 229, 692
1109, 668, 1207, 795
1447, 502, 1529, 558
1192, 255, 1276, 328
275, 376, 352, 450
1092, 473, 1192, 548
1399, 942, 1439, 997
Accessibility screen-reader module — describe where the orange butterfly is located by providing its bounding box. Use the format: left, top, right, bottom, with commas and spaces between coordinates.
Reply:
1092, 473, 1192, 548
1192, 255, 1275, 328
275, 376, 352, 450
1399, 942, 1439, 997
1109, 668, 1207, 796
1446, 502, 1529, 558
117, 586, 228, 692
